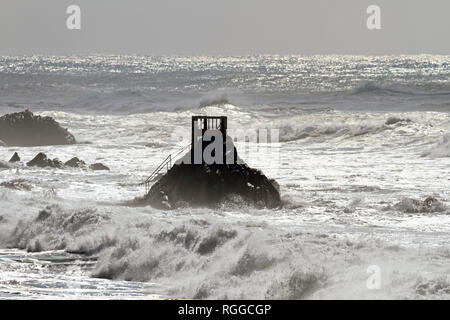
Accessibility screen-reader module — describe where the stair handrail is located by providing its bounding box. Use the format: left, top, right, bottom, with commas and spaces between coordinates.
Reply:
138, 144, 191, 191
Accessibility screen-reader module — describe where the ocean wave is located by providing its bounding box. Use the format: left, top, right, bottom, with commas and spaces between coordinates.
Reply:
421, 134, 450, 158
351, 82, 450, 97
352, 82, 415, 95
0, 203, 333, 299
265, 267, 327, 299
198, 91, 230, 109
6, 205, 111, 252
2, 201, 450, 299
67, 89, 173, 114
2, 55, 450, 114
278, 120, 388, 143
66, 88, 245, 114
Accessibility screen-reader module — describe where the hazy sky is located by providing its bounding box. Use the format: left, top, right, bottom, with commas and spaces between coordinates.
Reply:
1, 0, 450, 55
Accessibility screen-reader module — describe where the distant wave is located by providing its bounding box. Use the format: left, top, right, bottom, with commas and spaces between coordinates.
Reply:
278, 120, 394, 143
196, 88, 250, 109
421, 133, 450, 158
351, 82, 450, 97
352, 82, 415, 95
198, 93, 230, 108
65, 89, 199, 114
2, 55, 450, 114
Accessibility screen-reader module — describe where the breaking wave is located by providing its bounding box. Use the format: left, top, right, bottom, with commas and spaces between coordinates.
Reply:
67, 89, 194, 114
1, 190, 450, 299
421, 134, 450, 158
351, 82, 450, 97
0, 204, 335, 299
278, 120, 389, 143
198, 91, 231, 109
352, 82, 416, 95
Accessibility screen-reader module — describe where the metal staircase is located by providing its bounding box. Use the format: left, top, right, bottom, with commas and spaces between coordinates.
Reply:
139, 144, 191, 194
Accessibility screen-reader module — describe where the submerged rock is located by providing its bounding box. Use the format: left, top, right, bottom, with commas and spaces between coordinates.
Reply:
385, 117, 412, 126
19, 153, 107, 171
144, 163, 281, 209
0, 110, 76, 147
65, 157, 86, 168
0, 179, 32, 191
393, 196, 447, 213
9, 152, 20, 163
89, 163, 110, 171
26, 153, 63, 168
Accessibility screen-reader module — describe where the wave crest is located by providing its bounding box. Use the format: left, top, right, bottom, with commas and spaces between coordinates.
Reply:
421, 134, 450, 158
278, 121, 387, 142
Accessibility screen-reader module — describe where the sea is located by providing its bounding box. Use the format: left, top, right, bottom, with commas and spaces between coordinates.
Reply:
0, 55, 449, 299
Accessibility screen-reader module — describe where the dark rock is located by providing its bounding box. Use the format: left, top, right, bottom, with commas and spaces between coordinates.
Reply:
65, 157, 86, 168
144, 163, 281, 209
423, 196, 446, 212
0, 179, 32, 191
385, 117, 412, 126
393, 196, 446, 213
36, 208, 52, 221
269, 179, 280, 193
0, 109, 76, 147
9, 152, 20, 163
26, 153, 64, 168
89, 163, 110, 171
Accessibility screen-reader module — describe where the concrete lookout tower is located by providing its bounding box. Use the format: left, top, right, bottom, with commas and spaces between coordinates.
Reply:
191, 116, 235, 165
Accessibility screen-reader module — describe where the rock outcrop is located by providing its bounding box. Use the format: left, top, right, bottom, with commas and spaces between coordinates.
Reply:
65, 157, 86, 168
9, 152, 21, 163
19, 153, 108, 171
89, 163, 110, 171
385, 117, 412, 126
0, 110, 76, 147
393, 196, 447, 213
0, 179, 32, 191
144, 163, 281, 209
26, 153, 63, 168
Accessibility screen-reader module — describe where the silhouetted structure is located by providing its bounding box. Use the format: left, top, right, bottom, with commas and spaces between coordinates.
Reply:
191, 116, 228, 165
138, 115, 281, 209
